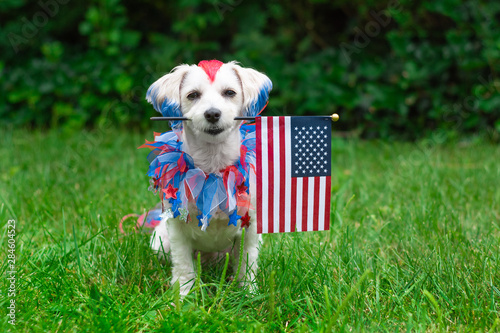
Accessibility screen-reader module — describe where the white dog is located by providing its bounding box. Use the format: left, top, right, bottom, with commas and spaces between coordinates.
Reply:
144, 60, 272, 296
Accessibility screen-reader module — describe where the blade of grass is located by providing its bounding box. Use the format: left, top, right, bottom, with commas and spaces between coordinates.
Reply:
423, 290, 443, 330
72, 224, 82, 275
62, 208, 67, 255
269, 270, 276, 321
489, 318, 500, 333
173, 280, 181, 312
208, 252, 230, 314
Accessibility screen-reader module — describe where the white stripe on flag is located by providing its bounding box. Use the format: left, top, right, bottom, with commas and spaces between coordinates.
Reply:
318, 176, 326, 231
295, 177, 303, 232
260, 117, 268, 234
307, 177, 315, 231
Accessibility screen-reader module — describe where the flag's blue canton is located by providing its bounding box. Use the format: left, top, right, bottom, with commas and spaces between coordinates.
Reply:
291, 117, 331, 178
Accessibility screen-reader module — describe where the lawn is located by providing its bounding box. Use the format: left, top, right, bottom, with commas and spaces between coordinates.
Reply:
1, 127, 499, 332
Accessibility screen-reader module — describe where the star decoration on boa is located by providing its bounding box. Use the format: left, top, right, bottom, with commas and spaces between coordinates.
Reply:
139, 125, 256, 231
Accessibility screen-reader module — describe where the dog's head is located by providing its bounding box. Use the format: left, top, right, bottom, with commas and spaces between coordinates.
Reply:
146, 60, 272, 142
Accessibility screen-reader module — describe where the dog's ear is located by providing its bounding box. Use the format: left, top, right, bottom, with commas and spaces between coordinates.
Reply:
146, 65, 191, 117
231, 63, 273, 117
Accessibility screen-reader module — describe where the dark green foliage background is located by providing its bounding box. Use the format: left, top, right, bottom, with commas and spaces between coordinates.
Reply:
1, 0, 499, 139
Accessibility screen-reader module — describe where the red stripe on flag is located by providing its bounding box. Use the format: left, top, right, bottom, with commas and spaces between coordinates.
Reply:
256, 118, 262, 234
267, 117, 274, 233
291, 177, 297, 232
313, 177, 320, 231
325, 176, 331, 230
279, 117, 286, 233
301, 178, 308, 232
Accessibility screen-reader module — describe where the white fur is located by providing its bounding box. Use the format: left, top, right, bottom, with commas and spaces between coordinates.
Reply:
146, 61, 271, 296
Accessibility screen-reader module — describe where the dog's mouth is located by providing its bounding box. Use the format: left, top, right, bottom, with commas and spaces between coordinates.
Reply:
204, 127, 225, 136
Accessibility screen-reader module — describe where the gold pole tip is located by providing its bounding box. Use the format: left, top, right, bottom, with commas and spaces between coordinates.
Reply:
331, 113, 339, 122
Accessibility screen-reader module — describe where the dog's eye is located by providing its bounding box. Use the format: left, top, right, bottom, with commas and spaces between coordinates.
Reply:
187, 91, 201, 100
223, 89, 236, 98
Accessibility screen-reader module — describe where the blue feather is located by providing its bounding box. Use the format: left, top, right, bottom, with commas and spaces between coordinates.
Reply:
160, 99, 183, 129
146, 85, 183, 129
146, 84, 162, 112
244, 79, 273, 117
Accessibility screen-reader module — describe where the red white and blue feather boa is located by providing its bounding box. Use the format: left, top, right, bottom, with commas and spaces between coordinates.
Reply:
140, 125, 255, 231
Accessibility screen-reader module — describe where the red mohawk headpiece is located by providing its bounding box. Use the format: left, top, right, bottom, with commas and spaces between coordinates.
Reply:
198, 60, 223, 83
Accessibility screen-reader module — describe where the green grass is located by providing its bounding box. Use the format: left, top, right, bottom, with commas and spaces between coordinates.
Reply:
1, 127, 499, 332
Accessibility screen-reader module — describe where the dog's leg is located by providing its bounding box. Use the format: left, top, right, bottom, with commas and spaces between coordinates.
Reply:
233, 220, 261, 293
150, 217, 170, 260
166, 219, 195, 296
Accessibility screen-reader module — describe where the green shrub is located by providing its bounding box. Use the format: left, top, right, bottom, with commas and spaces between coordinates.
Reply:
1, 0, 499, 139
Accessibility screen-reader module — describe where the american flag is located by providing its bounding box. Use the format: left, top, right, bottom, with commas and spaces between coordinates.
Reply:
256, 116, 332, 234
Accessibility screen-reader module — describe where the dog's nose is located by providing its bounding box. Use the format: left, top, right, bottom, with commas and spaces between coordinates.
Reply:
204, 108, 221, 124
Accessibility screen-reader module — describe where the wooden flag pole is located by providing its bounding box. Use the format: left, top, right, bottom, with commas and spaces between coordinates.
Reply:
150, 114, 340, 122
